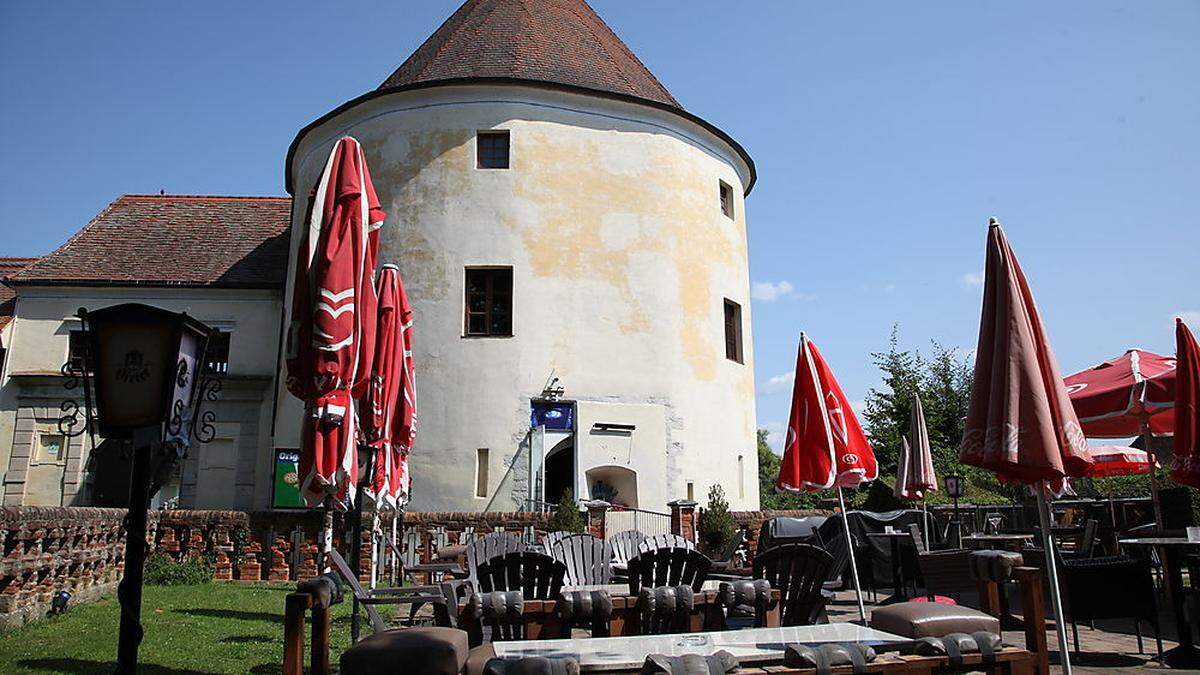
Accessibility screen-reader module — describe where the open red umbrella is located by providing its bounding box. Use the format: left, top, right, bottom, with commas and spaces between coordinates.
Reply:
959, 219, 1092, 673
285, 136, 385, 507
1064, 350, 1175, 438
777, 332, 877, 622
1171, 318, 1200, 488
1080, 445, 1157, 478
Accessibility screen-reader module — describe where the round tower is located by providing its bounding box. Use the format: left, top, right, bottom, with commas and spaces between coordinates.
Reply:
279, 0, 759, 511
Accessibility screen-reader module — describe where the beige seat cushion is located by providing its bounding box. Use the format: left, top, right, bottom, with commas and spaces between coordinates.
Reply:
871, 602, 1000, 639
340, 626, 469, 675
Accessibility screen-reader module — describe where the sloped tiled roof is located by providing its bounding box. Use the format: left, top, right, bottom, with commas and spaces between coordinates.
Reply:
10, 195, 292, 289
379, 0, 680, 108
0, 257, 39, 333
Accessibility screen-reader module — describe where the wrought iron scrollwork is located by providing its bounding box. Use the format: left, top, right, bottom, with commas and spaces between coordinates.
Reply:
58, 359, 94, 438
192, 373, 222, 443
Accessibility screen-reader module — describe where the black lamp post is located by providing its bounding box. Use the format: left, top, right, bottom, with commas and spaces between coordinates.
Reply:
944, 474, 966, 548
75, 304, 214, 674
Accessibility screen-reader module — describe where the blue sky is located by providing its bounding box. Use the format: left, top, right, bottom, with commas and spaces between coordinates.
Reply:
2, 1, 1197, 452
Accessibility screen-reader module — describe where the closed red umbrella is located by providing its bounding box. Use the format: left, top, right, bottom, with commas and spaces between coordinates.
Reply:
1064, 349, 1175, 438
363, 265, 417, 508
1172, 318, 1200, 488
959, 219, 1092, 673
285, 136, 385, 507
777, 332, 876, 622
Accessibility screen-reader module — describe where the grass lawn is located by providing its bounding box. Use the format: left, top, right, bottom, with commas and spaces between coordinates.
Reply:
0, 583, 354, 674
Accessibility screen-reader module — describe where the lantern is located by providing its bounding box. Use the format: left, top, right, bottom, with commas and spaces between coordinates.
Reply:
943, 474, 965, 547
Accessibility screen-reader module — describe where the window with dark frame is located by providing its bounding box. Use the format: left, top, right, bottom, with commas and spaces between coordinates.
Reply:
723, 299, 743, 363
719, 181, 734, 219
67, 329, 88, 371
465, 267, 513, 337
204, 330, 231, 374
477, 131, 510, 169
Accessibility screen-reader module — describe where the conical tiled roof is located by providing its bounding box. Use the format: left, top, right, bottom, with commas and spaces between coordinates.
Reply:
379, 0, 681, 108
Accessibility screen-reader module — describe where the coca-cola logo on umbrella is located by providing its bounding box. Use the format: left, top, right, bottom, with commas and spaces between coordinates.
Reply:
825, 391, 848, 444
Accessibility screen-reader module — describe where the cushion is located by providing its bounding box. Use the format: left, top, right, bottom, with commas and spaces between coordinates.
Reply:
784, 643, 876, 673
871, 601, 1000, 639
466, 644, 498, 675
296, 572, 343, 607
557, 589, 613, 622
970, 550, 1024, 582
339, 626, 469, 675
908, 595, 957, 605
641, 651, 738, 674
913, 631, 1002, 667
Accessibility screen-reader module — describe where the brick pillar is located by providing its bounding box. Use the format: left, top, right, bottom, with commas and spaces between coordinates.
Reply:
669, 500, 698, 543
584, 501, 609, 540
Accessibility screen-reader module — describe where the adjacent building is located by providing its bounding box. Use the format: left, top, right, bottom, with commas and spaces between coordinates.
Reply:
0, 0, 761, 513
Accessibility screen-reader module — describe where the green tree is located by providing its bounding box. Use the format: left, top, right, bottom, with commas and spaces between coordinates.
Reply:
551, 489, 585, 533
697, 484, 736, 552
757, 429, 824, 510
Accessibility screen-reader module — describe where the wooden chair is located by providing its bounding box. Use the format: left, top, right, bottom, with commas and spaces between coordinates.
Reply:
638, 532, 695, 553
463, 531, 523, 594
476, 550, 567, 600
916, 548, 977, 603
550, 533, 612, 585
325, 549, 448, 635
627, 547, 712, 593
541, 530, 572, 554
753, 543, 833, 626
609, 529, 646, 567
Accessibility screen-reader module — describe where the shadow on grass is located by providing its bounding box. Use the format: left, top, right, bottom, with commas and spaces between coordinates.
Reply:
220, 635, 275, 644
248, 664, 283, 675
18, 658, 221, 675
174, 608, 280, 622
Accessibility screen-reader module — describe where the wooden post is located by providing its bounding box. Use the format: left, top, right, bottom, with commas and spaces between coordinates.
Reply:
283, 592, 312, 675
1015, 566, 1049, 675
978, 577, 1002, 619
310, 602, 332, 675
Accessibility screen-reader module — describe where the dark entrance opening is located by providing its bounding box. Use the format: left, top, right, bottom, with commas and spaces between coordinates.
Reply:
544, 439, 574, 504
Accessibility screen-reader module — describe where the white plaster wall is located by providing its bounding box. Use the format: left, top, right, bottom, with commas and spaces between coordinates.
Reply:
278, 84, 759, 511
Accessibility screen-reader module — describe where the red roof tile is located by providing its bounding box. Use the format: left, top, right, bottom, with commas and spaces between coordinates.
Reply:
0, 257, 39, 333
380, 0, 680, 108
10, 195, 292, 289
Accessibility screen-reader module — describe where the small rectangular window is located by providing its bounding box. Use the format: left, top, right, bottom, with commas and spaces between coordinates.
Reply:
475, 448, 490, 498
723, 299, 743, 363
68, 330, 89, 371
38, 432, 65, 462
738, 455, 745, 499
477, 131, 510, 169
719, 181, 734, 219
205, 330, 231, 374
465, 267, 513, 337
686, 481, 695, 501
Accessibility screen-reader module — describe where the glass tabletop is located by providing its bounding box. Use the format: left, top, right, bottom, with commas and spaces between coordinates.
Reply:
493, 624, 910, 671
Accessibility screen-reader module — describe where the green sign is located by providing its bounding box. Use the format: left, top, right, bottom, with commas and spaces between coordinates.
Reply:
272, 449, 305, 509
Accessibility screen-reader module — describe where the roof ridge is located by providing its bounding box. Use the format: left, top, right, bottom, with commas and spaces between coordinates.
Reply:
119, 194, 291, 201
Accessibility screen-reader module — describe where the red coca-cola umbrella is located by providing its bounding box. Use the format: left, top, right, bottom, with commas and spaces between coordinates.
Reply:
1080, 445, 1157, 478
1172, 318, 1200, 489
777, 332, 877, 622
285, 136, 385, 507
363, 265, 417, 508
1064, 350, 1175, 438
959, 219, 1092, 673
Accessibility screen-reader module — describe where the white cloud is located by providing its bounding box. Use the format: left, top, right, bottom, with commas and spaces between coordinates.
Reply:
751, 280, 816, 303
961, 271, 984, 289
759, 371, 795, 394
761, 421, 787, 454
1175, 310, 1200, 329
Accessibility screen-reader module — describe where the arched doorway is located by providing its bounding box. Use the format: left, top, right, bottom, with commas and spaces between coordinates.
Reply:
543, 437, 575, 504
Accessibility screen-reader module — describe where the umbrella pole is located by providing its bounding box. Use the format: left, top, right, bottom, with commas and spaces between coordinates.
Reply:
837, 487, 868, 624
1141, 421, 1164, 530
922, 500, 931, 545
1037, 482, 1072, 675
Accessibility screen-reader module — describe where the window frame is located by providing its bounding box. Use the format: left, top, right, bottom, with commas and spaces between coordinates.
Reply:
476, 130, 511, 170
723, 298, 744, 364
204, 330, 231, 375
474, 448, 490, 499
464, 267, 514, 338
719, 180, 735, 220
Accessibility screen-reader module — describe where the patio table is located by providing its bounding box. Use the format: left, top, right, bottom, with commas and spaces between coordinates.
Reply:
867, 531, 912, 604
459, 579, 780, 639
961, 533, 1035, 552
1119, 537, 1200, 668
488, 623, 1036, 673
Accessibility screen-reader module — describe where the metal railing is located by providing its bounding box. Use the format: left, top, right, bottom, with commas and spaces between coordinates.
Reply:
604, 506, 670, 540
